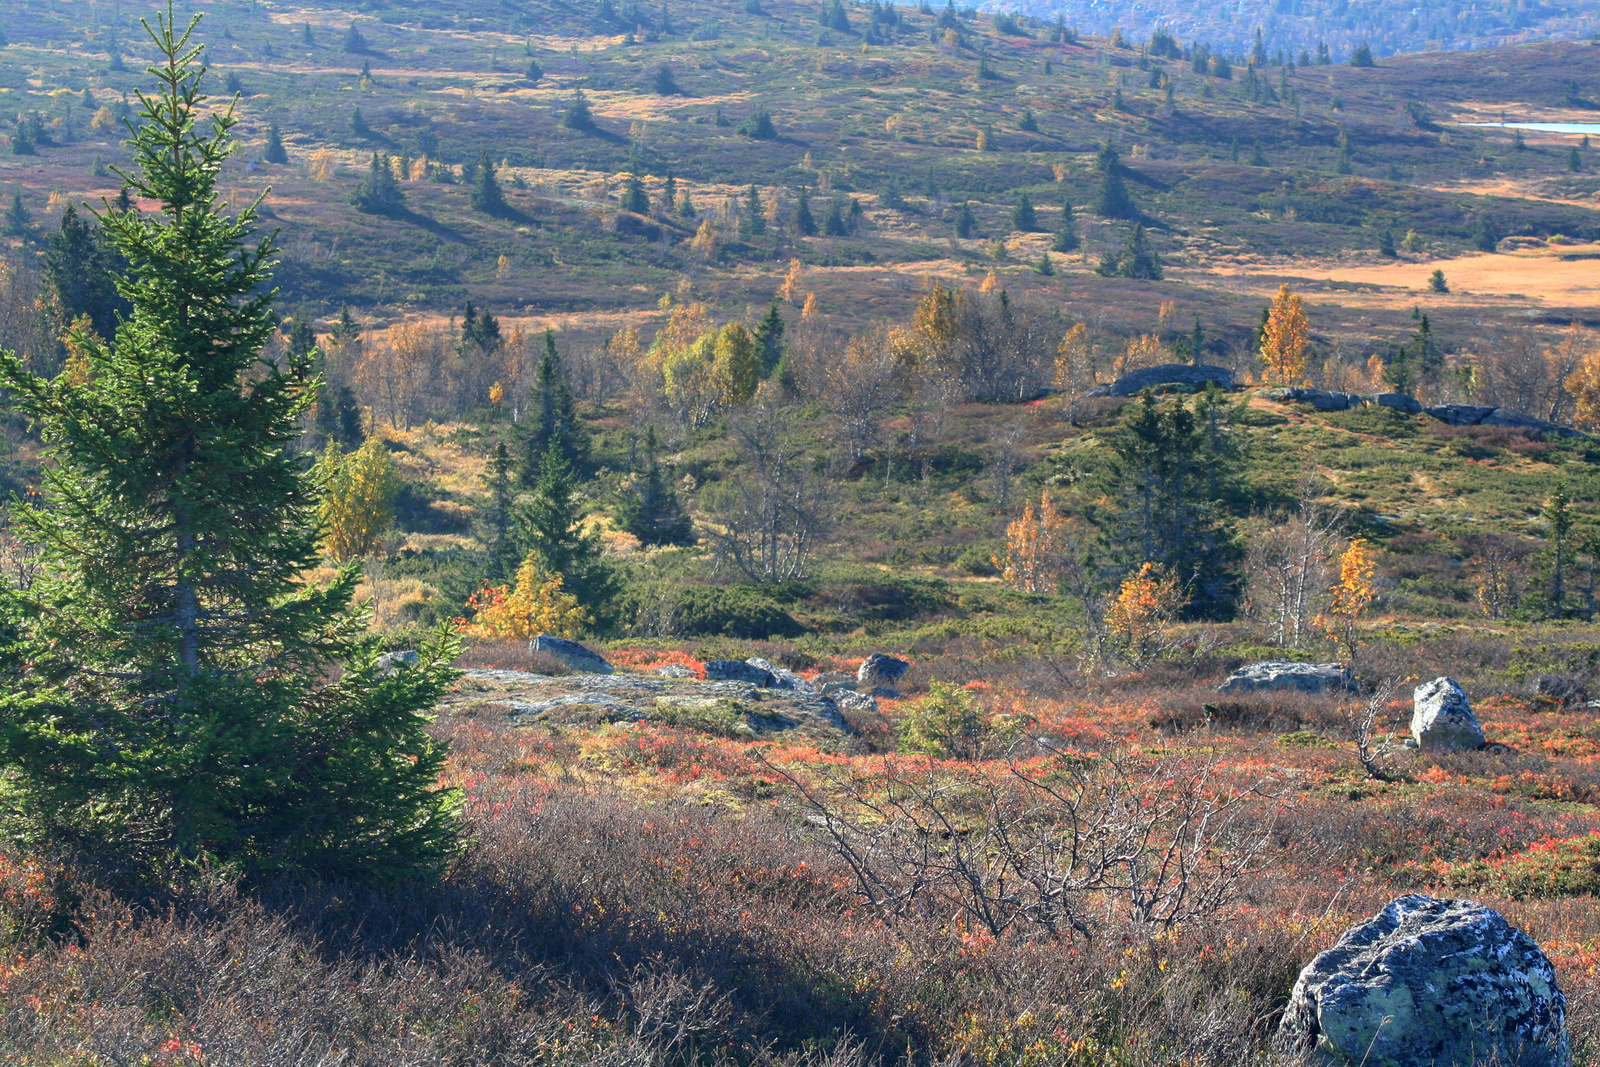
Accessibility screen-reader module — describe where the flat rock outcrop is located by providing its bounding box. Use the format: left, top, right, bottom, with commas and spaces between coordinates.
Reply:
1217, 660, 1355, 695
449, 668, 853, 743
1278, 894, 1569, 1067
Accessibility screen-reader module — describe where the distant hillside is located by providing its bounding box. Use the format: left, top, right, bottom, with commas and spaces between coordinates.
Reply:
994, 0, 1600, 63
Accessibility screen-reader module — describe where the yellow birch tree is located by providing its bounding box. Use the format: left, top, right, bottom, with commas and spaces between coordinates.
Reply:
1261, 283, 1311, 382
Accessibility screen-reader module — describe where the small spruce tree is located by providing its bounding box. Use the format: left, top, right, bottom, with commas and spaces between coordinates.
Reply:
351, 151, 405, 215
1011, 190, 1040, 232
470, 150, 510, 216
263, 120, 288, 163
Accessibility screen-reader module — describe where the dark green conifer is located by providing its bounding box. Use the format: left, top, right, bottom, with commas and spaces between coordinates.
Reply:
1011, 190, 1040, 232
263, 120, 288, 164
794, 188, 817, 235
0, 16, 460, 881
351, 152, 405, 216
469, 150, 510, 216
44, 204, 129, 339
616, 428, 693, 546
520, 329, 588, 486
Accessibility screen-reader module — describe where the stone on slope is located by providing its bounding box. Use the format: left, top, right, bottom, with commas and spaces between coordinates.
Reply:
857, 653, 910, 689
1534, 674, 1589, 707
746, 657, 817, 694
1373, 392, 1422, 414
1261, 387, 1362, 411
376, 649, 418, 675
1411, 676, 1485, 752
1277, 894, 1569, 1067
1085, 363, 1234, 398
655, 664, 698, 679
1217, 660, 1354, 695
705, 660, 776, 686
531, 634, 613, 675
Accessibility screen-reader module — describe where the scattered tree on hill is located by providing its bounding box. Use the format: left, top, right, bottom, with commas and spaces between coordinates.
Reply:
10, 116, 35, 155
1349, 42, 1374, 66
515, 443, 615, 622
954, 200, 975, 237
470, 151, 510, 216
1319, 538, 1377, 661
1101, 388, 1244, 618
712, 321, 762, 406
1429, 269, 1449, 293
997, 490, 1073, 593
318, 437, 402, 560
1378, 229, 1397, 257
1474, 216, 1500, 253
351, 152, 404, 215
1053, 201, 1079, 251
652, 63, 681, 95
349, 107, 372, 138
1093, 144, 1135, 219
1097, 224, 1161, 279
300, 21, 314, 44
616, 426, 694, 546
755, 302, 786, 374
525, 59, 543, 82
0, 18, 461, 882
1018, 108, 1038, 132
794, 188, 817, 235
620, 173, 649, 214
520, 329, 588, 486
742, 184, 766, 235
561, 90, 596, 131
1534, 484, 1577, 619
263, 121, 288, 163
739, 106, 777, 140
1011, 191, 1039, 232
1261, 283, 1310, 382
341, 23, 367, 52
1106, 562, 1186, 664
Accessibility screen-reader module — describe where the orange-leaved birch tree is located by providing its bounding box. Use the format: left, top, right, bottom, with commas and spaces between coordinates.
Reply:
996, 491, 1072, 593
1319, 538, 1378, 662
1261, 283, 1310, 383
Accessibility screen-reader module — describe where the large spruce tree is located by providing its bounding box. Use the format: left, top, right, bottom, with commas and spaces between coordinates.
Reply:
0, 11, 460, 882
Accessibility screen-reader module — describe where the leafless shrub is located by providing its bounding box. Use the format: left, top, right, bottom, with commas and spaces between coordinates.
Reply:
761, 748, 1280, 942
1348, 677, 1400, 781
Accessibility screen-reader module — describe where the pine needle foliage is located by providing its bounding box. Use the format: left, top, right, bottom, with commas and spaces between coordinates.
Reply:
0, 9, 462, 885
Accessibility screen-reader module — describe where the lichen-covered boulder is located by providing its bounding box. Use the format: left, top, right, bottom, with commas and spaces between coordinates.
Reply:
1411, 677, 1485, 752
1373, 392, 1422, 414
857, 653, 910, 689
746, 657, 816, 693
1086, 363, 1234, 397
531, 635, 613, 675
1217, 660, 1354, 695
1278, 895, 1569, 1067
705, 660, 776, 686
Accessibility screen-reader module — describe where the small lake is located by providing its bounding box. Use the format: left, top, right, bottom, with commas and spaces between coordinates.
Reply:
1461, 121, 1600, 134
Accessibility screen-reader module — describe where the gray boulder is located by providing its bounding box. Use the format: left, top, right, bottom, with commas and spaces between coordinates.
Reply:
1373, 392, 1422, 414
1278, 894, 1569, 1067
1480, 409, 1591, 440
531, 635, 613, 675
1411, 677, 1485, 752
1535, 674, 1589, 707
376, 649, 419, 675
705, 660, 776, 686
831, 690, 879, 713
1086, 363, 1234, 398
655, 664, 698, 679
813, 671, 857, 694
1427, 403, 1499, 426
1217, 660, 1354, 695
746, 657, 817, 694
1262, 387, 1362, 412
858, 653, 910, 689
